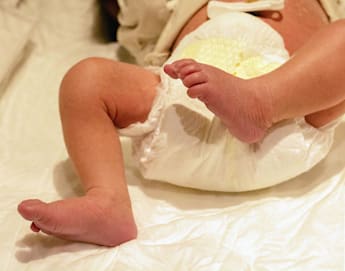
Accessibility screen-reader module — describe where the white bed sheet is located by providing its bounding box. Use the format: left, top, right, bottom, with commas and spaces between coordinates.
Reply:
0, 1, 344, 270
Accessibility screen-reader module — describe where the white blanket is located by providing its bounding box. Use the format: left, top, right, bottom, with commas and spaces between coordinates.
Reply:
0, 1, 344, 270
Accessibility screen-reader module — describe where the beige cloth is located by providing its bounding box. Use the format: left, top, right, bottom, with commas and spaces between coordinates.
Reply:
117, 0, 345, 66
116, 0, 176, 66
319, 0, 345, 21
0, 3, 37, 92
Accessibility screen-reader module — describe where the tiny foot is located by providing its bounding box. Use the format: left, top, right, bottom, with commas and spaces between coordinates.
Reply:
165, 59, 274, 143
18, 192, 137, 247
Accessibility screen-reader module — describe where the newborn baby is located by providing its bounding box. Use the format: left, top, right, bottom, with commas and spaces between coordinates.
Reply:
17, 0, 344, 247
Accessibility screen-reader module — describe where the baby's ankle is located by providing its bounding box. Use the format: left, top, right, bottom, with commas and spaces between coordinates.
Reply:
250, 78, 276, 128
85, 186, 118, 201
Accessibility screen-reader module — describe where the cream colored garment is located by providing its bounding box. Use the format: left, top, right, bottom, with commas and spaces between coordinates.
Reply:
319, 0, 345, 21
117, 0, 345, 66
117, 0, 207, 65
116, 0, 176, 66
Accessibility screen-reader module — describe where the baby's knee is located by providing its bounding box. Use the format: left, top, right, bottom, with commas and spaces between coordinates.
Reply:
59, 57, 112, 108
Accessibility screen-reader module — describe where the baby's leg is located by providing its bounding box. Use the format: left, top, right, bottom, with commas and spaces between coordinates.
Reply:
166, 21, 345, 142
18, 58, 159, 246
305, 100, 345, 128
165, 57, 345, 143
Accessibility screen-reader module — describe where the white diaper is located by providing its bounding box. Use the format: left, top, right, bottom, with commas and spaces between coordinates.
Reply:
119, 10, 340, 192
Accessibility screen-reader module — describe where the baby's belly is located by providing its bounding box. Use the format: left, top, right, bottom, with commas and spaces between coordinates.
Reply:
173, 0, 329, 54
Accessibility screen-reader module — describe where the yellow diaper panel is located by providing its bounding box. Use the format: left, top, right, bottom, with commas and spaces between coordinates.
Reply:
179, 37, 282, 78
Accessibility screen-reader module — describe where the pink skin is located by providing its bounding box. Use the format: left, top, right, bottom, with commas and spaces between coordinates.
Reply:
164, 59, 274, 143
17, 189, 137, 247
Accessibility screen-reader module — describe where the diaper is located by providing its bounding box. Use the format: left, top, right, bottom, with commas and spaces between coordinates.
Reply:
119, 11, 339, 192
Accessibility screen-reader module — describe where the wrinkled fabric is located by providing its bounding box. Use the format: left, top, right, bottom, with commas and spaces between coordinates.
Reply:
0, 4, 36, 92
0, 0, 344, 270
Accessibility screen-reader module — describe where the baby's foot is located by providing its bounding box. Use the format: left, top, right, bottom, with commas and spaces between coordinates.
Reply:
17, 190, 137, 247
164, 59, 274, 143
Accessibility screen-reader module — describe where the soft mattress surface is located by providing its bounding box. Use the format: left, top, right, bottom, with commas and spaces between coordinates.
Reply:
0, 1, 344, 270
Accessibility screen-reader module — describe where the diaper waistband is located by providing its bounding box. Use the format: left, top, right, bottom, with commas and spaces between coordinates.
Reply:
208, 0, 285, 19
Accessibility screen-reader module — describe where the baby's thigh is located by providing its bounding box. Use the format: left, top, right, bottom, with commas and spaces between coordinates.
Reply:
65, 57, 160, 128
60, 57, 160, 128
102, 59, 160, 128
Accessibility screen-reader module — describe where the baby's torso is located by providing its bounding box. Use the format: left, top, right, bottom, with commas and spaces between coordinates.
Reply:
173, 0, 329, 54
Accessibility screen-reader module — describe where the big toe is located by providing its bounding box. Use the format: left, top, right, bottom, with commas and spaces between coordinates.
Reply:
163, 64, 178, 78
18, 199, 46, 221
